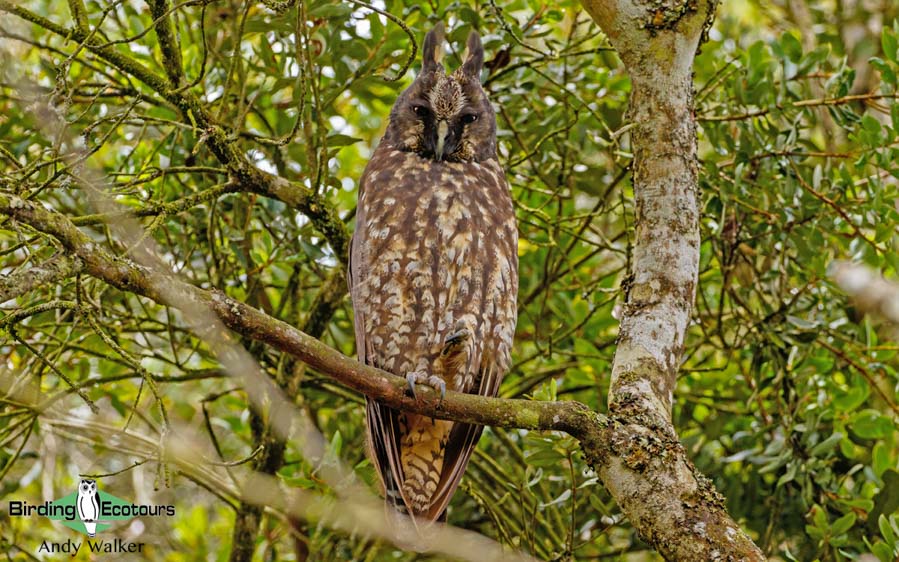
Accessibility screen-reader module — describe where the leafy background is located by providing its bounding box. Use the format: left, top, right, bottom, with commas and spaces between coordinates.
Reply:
0, 0, 897, 560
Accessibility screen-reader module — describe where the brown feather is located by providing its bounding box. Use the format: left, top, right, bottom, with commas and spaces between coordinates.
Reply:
349, 25, 517, 522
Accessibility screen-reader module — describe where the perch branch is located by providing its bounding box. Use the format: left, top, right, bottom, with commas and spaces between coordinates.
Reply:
0, 254, 81, 302
0, 193, 598, 436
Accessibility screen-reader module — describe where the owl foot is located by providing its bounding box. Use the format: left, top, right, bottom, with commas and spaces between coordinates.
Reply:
441, 328, 470, 356
405, 372, 446, 402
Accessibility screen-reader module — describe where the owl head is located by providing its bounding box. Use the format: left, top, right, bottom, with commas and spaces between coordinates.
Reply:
382, 23, 496, 163
78, 479, 97, 495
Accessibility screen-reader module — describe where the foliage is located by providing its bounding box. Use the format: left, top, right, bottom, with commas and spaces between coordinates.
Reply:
0, 0, 896, 560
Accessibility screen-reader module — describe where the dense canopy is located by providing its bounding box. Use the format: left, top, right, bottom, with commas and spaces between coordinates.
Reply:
0, 0, 897, 560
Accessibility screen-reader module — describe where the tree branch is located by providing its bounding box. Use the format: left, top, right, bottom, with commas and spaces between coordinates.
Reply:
0, 193, 594, 434
66, 0, 90, 31
0, 254, 81, 303
147, 0, 184, 87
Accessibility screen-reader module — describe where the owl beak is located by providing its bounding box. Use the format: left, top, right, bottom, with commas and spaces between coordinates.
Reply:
435, 120, 449, 161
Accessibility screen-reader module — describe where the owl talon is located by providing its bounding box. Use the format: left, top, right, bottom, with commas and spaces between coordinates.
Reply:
432, 377, 447, 403
405, 372, 446, 403
406, 372, 420, 398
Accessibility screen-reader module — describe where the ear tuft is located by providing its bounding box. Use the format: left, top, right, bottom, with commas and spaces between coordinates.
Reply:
460, 30, 484, 82
422, 22, 445, 72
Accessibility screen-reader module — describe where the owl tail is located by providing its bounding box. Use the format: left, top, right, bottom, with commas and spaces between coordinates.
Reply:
399, 416, 453, 515
84, 521, 96, 538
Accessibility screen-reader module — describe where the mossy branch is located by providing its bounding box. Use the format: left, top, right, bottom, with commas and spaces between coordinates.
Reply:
0, 193, 593, 434
147, 0, 184, 87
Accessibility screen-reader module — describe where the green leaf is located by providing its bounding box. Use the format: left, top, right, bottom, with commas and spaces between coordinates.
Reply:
831, 512, 856, 535
780, 31, 803, 62
870, 57, 898, 87
538, 488, 571, 509
810, 432, 843, 457
863, 115, 881, 133
812, 504, 828, 528
871, 541, 894, 562
777, 462, 799, 487
786, 314, 818, 330
524, 447, 565, 468
850, 409, 894, 439
330, 429, 343, 456
326, 134, 363, 147
880, 514, 897, 545
308, 3, 353, 18
883, 28, 898, 64
806, 524, 825, 540
872, 441, 891, 476
833, 386, 869, 411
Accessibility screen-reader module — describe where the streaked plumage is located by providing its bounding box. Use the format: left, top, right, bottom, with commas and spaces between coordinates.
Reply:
349, 24, 518, 521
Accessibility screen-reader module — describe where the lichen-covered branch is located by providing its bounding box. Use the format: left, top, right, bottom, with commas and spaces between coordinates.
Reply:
0, 193, 597, 435
147, 0, 184, 87
578, 0, 766, 559
0, 254, 81, 303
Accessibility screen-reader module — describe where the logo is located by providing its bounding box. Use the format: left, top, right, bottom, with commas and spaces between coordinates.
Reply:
7, 478, 175, 554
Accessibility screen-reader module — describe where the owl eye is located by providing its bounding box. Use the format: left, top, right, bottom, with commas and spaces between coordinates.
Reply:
411, 105, 428, 116
460, 113, 479, 125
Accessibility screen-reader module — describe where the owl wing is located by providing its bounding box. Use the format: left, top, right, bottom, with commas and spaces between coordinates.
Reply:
347, 167, 369, 364
78, 493, 97, 520
348, 166, 416, 513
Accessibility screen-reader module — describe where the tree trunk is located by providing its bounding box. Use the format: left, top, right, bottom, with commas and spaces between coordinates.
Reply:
578, 1, 766, 559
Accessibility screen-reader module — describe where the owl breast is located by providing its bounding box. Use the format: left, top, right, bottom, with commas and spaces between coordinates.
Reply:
353, 148, 517, 391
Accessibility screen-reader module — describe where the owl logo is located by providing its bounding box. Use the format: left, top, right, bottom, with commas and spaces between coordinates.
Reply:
76, 479, 99, 538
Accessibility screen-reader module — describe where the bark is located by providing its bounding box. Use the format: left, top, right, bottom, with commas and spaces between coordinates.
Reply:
0, 254, 80, 303
577, 1, 766, 559
147, 0, 184, 88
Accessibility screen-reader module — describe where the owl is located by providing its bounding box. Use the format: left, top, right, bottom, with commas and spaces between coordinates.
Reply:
349, 23, 518, 521
76, 479, 99, 537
